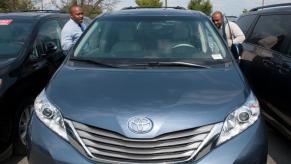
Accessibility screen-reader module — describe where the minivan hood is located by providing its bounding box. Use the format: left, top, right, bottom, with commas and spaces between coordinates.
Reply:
46, 64, 249, 138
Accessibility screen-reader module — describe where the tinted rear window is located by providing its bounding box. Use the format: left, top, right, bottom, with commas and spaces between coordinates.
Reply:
0, 19, 34, 57
248, 14, 291, 55
237, 15, 256, 35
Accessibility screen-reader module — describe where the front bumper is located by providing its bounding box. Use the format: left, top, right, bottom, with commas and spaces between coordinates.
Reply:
27, 113, 267, 164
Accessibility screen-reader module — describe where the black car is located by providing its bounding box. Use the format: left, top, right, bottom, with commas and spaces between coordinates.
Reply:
237, 3, 291, 139
225, 16, 238, 22
0, 11, 69, 160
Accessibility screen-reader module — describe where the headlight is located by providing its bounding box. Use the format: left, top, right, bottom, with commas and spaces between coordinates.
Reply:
34, 90, 68, 140
217, 92, 260, 145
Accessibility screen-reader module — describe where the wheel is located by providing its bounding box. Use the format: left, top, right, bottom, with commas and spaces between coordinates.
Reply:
171, 43, 195, 49
171, 43, 198, 57
0, 144, 13, 162
14, 98, 34, 155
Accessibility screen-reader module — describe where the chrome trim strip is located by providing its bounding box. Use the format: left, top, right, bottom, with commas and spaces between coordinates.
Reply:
78, 130, 207, 148
88, 147, 194, 160
73, 121, 213, 142
65, 119, 95, 159
83, 139, 200, 154
188, 122, 223, 160
68, 120, 222, 164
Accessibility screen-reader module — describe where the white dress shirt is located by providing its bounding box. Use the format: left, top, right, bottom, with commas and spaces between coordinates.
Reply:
61, 19, 86, 51
221, 22, 246, 47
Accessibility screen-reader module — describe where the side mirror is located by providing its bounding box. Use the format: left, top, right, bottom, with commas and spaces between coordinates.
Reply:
231, 44, 243, 60
45, 42, 58, 54
44, 42, 65, 65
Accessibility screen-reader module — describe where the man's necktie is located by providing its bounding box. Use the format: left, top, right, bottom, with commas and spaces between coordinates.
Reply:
78, 23, 84, 32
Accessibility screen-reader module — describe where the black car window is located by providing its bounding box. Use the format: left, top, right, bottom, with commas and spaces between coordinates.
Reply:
29, 38, 45, 60
236, 14, 256, 35
248, 15, 291, 55
29, 19, 62, 60
37, 19, 62, 51
59, 17, 69, 27
0, 19, 33, 57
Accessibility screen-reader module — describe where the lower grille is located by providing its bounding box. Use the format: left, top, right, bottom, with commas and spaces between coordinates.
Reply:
72, 121, 213, 163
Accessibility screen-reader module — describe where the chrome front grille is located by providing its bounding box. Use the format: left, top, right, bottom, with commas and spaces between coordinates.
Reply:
72, 121, 213, 163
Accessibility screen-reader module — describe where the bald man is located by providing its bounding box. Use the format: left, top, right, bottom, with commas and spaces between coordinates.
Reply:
61, 5, 86, 52
212, 11, 245, 47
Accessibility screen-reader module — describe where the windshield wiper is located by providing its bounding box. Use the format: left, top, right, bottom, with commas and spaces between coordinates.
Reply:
70, 58, 119, 68
132, 61, 210, 68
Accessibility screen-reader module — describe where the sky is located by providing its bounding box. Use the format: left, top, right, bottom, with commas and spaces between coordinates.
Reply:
115, 0, 291, 16
39, 0, 291, 16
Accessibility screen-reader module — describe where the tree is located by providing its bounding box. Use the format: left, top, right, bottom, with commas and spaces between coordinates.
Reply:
135, 0, 163, 7
50, 0, 119, 19
242, 8, 248, 14
0, 0, 35, 12
0, 1, 7, 12
188, 0, 212, 16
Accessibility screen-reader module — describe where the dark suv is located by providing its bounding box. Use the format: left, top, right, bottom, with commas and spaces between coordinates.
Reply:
237, 3, 291, 139
0, 11, 69, 160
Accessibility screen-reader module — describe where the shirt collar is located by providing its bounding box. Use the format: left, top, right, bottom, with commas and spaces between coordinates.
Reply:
70, 18, 83, 26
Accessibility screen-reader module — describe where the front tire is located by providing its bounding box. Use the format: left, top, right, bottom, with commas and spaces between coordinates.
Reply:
14, 99, 34, 155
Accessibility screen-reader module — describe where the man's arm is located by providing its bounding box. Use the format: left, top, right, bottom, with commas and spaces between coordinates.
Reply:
61, 26, 73, 51
229, 22, 246, 44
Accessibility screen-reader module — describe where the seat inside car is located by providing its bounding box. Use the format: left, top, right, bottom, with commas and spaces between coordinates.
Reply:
169, 23, 199, 57
110, 26, 142, 56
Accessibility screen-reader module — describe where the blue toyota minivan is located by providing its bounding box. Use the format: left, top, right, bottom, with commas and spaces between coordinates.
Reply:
27, 8, 267, 163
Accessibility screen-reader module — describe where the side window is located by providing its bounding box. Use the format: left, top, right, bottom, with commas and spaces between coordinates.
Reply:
59, 17, 69, 28
28, 19, 62, 60
37, 19, 62, 51
248, 15, 291, 55
29, 38, 46, 60
236, 15, 257, 35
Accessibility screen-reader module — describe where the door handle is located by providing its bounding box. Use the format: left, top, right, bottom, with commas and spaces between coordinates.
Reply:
277, 64, 290, 74
262, 58, 274, 67
32, 62, 45, 69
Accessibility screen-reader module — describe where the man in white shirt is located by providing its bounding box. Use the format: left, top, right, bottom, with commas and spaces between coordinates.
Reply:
212, 11, 245, 47
61, 5, 86, 52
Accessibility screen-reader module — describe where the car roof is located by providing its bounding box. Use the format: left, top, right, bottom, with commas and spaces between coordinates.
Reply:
0, 11, 68, 21
102, 8, 205, 18
241, 3, 291, 17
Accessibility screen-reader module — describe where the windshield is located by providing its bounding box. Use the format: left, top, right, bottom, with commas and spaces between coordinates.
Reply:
74, 16, 229, 65
0, 19, 33, 57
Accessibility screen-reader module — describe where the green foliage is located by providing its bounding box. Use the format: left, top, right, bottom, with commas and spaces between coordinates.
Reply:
80, 5, 102, 18
51, 0, 117, 19
188, 0, 212, 16
135, 0, 163, 7
242, 8, 248, 14
0, 1, 7, 12
0, 0, 35, 12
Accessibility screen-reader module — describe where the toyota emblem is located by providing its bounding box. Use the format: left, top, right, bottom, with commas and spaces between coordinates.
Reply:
128, 117, 153, 134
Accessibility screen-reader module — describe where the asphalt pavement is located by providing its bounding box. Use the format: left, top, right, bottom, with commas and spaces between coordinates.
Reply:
2, 124, 291, 164
267, 125, 291, 164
